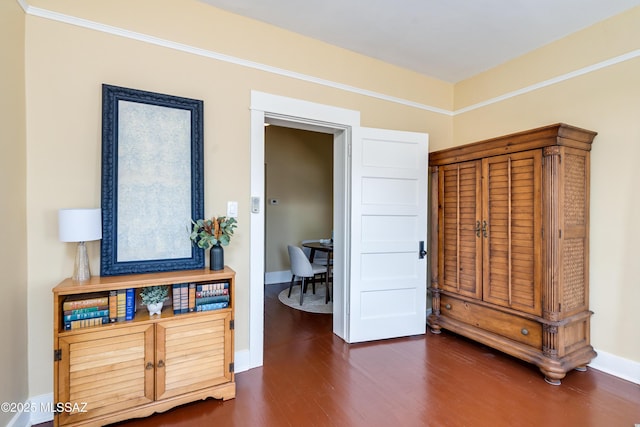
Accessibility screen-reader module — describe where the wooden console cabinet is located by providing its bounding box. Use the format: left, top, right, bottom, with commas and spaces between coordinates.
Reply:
52, 267, 236, 426
428, 124, 597, 384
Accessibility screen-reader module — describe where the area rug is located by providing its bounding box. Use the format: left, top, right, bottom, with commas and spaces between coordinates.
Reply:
278, 283, 332, 314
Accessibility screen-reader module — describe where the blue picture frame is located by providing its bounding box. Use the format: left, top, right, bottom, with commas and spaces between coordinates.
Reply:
101, 84, 204, 275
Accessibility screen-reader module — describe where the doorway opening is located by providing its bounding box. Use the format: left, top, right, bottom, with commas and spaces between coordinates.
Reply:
248, 91, 360, 370
264, 125, 334, 312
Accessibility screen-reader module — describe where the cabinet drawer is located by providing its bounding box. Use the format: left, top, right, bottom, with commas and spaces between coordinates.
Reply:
441, 295, 541, 348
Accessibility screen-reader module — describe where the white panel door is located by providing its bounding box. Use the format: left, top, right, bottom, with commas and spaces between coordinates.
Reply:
348, 127, 429, 343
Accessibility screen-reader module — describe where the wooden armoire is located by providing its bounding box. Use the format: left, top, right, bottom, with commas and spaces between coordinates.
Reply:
427, 123, 597, 385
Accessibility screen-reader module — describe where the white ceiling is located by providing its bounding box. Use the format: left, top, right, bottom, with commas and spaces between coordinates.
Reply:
200, 0, 640, 83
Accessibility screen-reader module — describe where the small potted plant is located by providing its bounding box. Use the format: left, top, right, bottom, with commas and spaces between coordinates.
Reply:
190, 216, 237, 270
140, 285, 169, 316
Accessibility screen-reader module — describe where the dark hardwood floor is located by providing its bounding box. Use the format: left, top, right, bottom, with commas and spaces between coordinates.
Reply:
42, 282, 640, 427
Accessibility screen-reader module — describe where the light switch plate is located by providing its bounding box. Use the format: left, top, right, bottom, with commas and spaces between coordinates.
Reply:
227, 201, 238, 218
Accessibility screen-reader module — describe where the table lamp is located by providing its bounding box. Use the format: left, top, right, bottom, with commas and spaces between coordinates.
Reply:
58, 208, 102, 281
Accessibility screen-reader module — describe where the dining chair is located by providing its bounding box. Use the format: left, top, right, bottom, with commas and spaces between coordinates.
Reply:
287, 245, 328, 305
292, 239, 328, 290
301, 239, 333, 303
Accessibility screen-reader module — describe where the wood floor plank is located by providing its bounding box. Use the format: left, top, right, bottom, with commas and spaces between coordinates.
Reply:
38, 282, 640, 427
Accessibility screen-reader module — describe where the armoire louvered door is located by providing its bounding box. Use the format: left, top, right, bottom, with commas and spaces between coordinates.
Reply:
439, 160, 482, 299
438, 152, 542, 316
482, 151, 542, 316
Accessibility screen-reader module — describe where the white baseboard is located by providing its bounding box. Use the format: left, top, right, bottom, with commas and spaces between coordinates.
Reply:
6, 406, 30, 427
28, 393, 54, 426
589, 348, 640, 385
265, 270, 291, 285
233, 349, 251, 373
4, 392, 54, 427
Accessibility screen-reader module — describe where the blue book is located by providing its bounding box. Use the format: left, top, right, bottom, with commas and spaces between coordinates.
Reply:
125, 288, 135, 320
195, 295, 230, 305
196, 301, 229, 312
64, 309, 110, 321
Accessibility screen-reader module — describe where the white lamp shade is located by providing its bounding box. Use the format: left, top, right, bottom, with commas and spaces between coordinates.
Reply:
59, 208, 102, 242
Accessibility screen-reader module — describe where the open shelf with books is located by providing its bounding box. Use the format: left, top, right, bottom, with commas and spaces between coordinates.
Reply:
52, 267, 236, 427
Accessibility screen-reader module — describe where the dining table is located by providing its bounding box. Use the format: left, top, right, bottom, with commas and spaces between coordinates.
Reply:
301, 241, 333, 303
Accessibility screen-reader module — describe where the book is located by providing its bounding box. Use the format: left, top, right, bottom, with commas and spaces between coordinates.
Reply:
109, 290, 117, 322
172, 284, 182, 314
180, 284, 188, 313
195, 301, 229, 312
62, 293, 109, 311
116, 289, 126, 322
64, 316, 110, 330
196, 282, 229, 297
63, 309, 110, 321
188, 283, 196, 312
195, 295, 230, 305
125, 288, 135, 321
63, 305, 109, 316
195, 288, 229, 298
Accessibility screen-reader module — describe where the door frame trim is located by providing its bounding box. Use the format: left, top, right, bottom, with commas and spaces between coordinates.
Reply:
248, 91, 360, 369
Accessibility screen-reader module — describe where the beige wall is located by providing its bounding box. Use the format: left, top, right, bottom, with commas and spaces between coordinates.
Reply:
23, 0, 450, 396
454, 7, 640, 362
0, 0, 29, 423
13, 0, 639, 402
265, 126, 333, 272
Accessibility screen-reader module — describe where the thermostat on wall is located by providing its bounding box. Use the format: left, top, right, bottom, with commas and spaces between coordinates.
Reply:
250, 196, 260, 213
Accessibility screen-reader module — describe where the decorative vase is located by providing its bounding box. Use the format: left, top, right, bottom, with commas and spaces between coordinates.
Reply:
147, 301, 164, 316
210, 243, 224, 271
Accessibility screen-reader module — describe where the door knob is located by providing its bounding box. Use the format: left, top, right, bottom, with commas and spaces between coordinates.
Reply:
419, 241, 427, 259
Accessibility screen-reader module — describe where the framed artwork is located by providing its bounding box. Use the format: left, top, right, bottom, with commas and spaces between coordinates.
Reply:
101, 84, 204, 275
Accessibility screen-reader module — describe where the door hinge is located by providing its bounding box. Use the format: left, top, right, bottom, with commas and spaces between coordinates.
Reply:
230, 319, 234, 330
229, 362, 234, 373
54, 349, 62, 362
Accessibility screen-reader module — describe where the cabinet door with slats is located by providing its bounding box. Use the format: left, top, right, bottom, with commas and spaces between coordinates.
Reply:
439, 161, 483, 298
155, 310, 233, 400
482, 150, 542, 315
57, 324, 154, 425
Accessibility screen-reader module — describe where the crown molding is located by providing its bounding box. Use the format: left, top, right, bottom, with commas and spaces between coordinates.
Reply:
454, 49, 640, 115
16, 0, 28, 12
23, 3, 452, 117
18, 2, 640, 118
